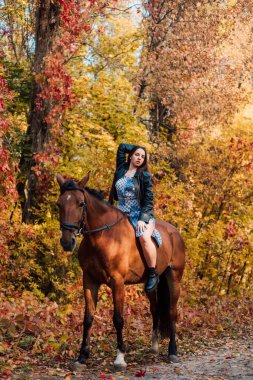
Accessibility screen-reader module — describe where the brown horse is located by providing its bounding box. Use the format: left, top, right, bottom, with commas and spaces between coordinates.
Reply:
56, 172, 185, 369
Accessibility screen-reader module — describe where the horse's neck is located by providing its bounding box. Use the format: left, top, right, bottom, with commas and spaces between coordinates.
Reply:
84, 193, 116, 229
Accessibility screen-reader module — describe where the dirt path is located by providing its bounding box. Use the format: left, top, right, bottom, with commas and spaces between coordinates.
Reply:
144, 337, 253, 380
12, 336, 253, 379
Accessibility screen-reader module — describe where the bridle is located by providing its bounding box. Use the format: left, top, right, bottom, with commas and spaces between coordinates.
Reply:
60, 184, 86, 236
59, 183, 126, 236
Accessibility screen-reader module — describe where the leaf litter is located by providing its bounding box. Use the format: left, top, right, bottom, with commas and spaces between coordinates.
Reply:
1, 285, 253, 379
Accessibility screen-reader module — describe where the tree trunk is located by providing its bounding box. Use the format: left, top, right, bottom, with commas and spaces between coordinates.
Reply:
138, 1, 176, 142
17, 0, 60, 223
149, 97, 176, 142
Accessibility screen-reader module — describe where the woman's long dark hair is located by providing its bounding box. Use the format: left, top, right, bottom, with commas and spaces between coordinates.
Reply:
127, 146, 151, 173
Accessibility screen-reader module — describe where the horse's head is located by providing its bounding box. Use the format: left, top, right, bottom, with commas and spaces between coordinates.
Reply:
56, 172, 90, 251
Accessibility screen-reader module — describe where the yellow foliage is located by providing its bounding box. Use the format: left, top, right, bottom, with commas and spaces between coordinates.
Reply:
57, 9, 149, 191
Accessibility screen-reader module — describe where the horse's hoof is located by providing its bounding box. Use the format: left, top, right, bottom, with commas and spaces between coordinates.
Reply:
114, 350, 127, 371
168, 355, 179, 363
114, 362, 127, 371
71, 361, 87, 372
150, 347, 159, 354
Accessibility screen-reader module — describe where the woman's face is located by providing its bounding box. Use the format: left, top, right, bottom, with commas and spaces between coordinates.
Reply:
130, 148, 146, 168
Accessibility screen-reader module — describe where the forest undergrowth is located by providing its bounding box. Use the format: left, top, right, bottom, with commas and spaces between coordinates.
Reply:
1, 280, 253, 379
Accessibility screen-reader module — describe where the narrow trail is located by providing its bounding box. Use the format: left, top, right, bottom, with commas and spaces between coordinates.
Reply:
12, 336, 253, 379
143, 337, 253, 380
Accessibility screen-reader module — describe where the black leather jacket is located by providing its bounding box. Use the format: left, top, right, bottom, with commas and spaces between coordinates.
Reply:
109, 143, 154, 223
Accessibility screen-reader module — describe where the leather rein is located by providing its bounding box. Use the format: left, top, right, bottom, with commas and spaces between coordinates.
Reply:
60, 185, 126, 236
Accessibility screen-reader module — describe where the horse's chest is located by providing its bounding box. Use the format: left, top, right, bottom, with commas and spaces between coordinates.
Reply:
78, 250, 110, 283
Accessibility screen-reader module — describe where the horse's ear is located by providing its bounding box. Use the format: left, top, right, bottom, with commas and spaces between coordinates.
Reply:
79, 171, 91, 188
56, 174, 65, 187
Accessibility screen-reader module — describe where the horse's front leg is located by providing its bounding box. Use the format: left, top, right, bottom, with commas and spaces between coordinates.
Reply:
76, 276, 99, 366
111, 276, 127, 370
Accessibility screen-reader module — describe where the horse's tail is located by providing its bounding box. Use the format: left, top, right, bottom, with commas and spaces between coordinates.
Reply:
157, 230, 175, 338
157, 228, 185, 338
157, 270, 170, 338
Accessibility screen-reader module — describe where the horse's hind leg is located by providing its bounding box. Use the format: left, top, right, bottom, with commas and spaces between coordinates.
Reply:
111, 276, 127, 370
147, 291, 159, 354
165, 266, 181, 363
76, 276, 99, 366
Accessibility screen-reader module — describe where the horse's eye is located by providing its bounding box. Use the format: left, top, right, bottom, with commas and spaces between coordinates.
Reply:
79, 202, 85, 208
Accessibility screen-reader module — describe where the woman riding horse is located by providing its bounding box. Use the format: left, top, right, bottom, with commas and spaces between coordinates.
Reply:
109, 143, 161, 293
56, 148, 185, 369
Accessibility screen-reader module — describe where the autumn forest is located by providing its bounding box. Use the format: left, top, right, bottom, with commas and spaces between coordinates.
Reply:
0, 0, 253, 378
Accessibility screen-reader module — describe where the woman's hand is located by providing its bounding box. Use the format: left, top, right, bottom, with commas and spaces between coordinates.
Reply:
136, 221, 147, 234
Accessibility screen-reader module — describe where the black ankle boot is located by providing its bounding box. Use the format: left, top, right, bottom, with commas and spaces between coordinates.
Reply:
145, 269, 159, 293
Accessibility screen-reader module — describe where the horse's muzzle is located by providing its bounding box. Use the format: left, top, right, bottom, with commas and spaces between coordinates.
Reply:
60, 237, 76, 252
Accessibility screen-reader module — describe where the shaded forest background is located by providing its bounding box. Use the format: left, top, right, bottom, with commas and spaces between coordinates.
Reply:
0, 0, 253, 376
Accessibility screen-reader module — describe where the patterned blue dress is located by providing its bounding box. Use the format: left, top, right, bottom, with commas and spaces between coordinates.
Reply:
115, 176, 162, 247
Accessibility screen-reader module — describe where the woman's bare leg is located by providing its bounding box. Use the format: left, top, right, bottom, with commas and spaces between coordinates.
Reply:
139, 229, 157, 267
139, 222, 159, 292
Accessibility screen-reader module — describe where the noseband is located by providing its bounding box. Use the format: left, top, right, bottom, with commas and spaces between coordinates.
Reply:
60, 181, 126, 236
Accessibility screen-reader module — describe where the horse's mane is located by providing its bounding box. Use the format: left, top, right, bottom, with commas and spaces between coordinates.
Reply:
61, 179, 105, 202
60, 180, 79, 193
85, 187, 105, 201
